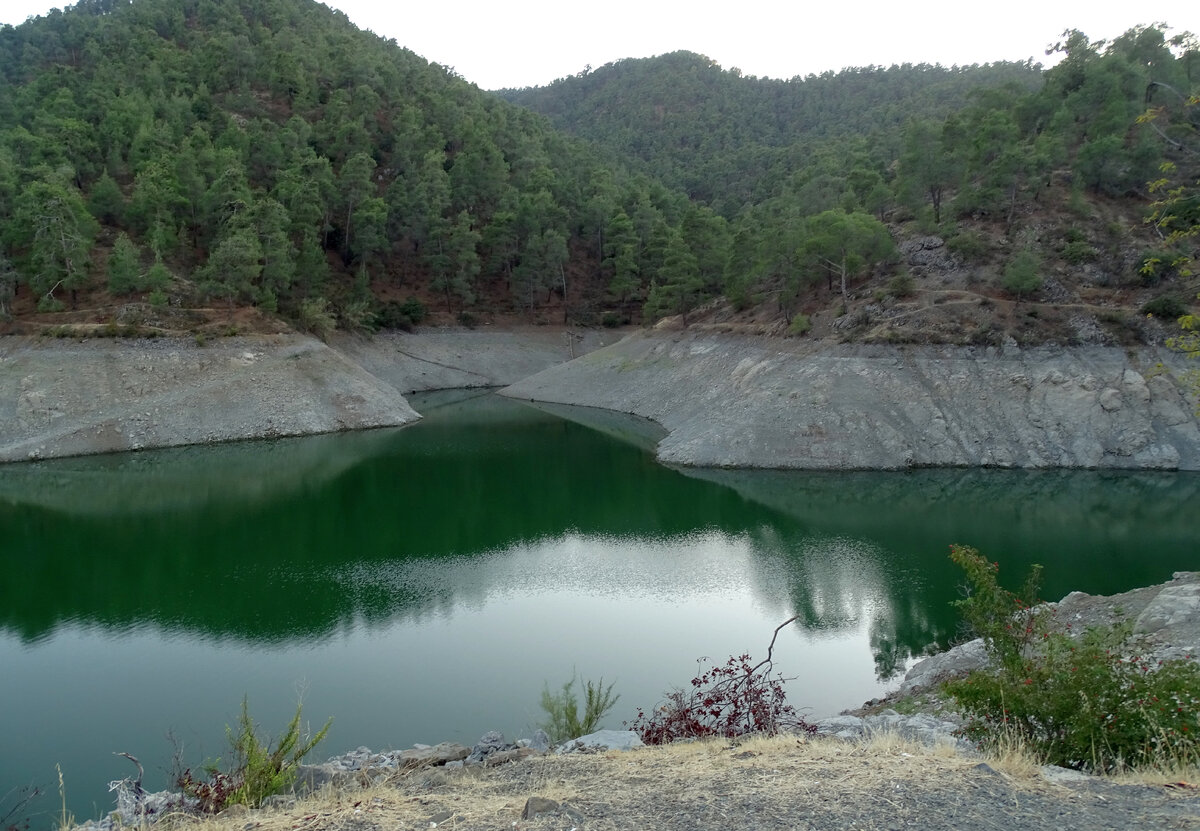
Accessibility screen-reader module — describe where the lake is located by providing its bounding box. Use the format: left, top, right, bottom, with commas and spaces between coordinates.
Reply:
1, 390, 1196, 825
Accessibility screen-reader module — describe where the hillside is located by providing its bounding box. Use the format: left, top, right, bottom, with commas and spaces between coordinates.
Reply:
498, 51, 1044, 211
0, 0, 696, 334
500, 30, 1200, 350
0, 6, 1196, 352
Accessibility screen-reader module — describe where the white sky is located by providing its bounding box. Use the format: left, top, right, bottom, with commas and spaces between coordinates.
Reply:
1, 0, 1197, 90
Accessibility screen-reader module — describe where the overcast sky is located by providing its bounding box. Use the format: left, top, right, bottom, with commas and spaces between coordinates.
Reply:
1, 0, 1196, 90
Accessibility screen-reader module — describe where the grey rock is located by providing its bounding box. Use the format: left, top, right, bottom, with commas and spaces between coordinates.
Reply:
397, 742, 470, 768
473, 730, 507, 753
900, 639, 989, 693
0, 335, 420, 465
295, 763, 351, 793
1136, 583, 1200, 633
557, 729, 644, 753
467, 730, 512, 764
0, 329, 628, 466
483, 748, 533, 766
521, 797, 560, 820
814, 715, 865, 736
526, 728, 551, 752
501, 334, 1200, 471
1041, 765, 1093, 785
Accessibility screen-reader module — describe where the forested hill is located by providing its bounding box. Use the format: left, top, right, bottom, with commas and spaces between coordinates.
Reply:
0, 5, 1197, 348
499, 28, 1198, 347
498, 52, 1044, 212
0, 0, 703, 333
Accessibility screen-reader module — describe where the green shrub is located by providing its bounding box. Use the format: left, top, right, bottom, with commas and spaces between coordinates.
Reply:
1061, 240, 1098, 264
1141, 295, 1188, 320
37, 294, 65, 313
338, 298, 376, 333
1002, 249, 1042, 300
1139, 250, 1187, 287
886, 273, 915, 298
398, 296, 427, 324
142, 259, 172, 292
942, 546, 1200, 771
946, 231, 989, 262
374, 297, 428, 331
178, 697, 331, 812
539, 673, 619, 743
787, 314, 812, 336
297, 297, 335, 341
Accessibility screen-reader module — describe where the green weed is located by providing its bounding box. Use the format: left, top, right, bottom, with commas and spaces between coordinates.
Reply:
539, 673, 620, 743
942, 546, 1200, 772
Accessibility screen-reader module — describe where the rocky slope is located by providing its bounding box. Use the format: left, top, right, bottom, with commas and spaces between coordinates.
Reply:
0, 328, 621, 464
0, 334, 420, 463
4, 326, 1200, 468
501, 330, 1200, 470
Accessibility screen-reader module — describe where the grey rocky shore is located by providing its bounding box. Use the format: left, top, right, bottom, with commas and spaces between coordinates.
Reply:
0, 328, 617, 464
502, 329, 1200, 470
4, 327, 1199, 468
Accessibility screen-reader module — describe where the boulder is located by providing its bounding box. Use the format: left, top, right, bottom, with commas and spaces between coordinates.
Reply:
397, 742, 470, 768
557, 729, 643, 753
899, 638, 989, 694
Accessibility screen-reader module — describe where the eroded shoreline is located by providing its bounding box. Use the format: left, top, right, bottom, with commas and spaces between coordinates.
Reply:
5, 328, 1199, 469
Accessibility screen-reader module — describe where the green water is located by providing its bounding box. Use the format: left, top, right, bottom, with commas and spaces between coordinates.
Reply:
1, 391, 1196, 825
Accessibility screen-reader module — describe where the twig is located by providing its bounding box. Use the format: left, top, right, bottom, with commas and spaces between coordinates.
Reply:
1, 785, 42, 828
114, 753, 145, 796
748, 615, 801, 677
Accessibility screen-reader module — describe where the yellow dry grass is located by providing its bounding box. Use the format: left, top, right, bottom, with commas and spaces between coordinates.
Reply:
117, 733, 1101, 831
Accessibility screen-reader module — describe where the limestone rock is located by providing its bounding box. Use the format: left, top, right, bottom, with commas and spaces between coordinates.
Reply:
900, 639, 989, 694
397, 742, 470, 768
501, 334, 1200, 471
557, 729, 644, 753
521, 797, 560, 820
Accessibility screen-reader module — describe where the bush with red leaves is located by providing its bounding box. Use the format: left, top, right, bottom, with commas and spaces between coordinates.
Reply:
627, 652, 817, 744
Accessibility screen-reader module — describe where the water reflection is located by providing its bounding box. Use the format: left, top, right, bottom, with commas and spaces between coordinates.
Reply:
1, 394, 1196, 825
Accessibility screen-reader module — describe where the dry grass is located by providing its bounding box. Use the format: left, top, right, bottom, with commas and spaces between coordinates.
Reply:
122, 734, 1097, 831
1107, 762, 1200, 788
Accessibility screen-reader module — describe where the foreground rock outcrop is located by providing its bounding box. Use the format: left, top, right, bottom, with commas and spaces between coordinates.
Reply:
502, 331, 1200, 470
898, 570, 1200, 696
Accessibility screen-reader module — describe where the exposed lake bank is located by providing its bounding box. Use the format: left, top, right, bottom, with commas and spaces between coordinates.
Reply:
502, 329, 1200, 470
0, 328, 618, 463
3, 327, 1199, 468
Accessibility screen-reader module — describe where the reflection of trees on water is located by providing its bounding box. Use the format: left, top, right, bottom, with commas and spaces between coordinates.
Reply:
682, 466, 1200, 678
2, 394, 1195, 678
0, 397, 795, 642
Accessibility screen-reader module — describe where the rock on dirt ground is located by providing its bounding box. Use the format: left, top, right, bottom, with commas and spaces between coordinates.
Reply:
83, 734, 1200, 831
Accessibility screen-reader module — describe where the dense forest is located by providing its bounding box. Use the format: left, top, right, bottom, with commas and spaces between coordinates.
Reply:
500, 52, 1046, 213
0, 1, 1196, 344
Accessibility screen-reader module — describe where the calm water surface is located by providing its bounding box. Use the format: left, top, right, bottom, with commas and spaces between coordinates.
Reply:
1, 390, 1196, 824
